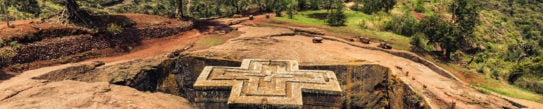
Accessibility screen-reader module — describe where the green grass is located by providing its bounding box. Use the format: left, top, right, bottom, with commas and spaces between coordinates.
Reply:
471, 77, 543, 103
199, 37, 223, 47
273, 10, 411, 50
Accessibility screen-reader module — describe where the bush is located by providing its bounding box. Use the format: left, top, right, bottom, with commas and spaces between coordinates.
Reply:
360, 0, 397, 14
358, 19, 368, 29
106, 23, 123, 34
509, 58, 543, 93
414, 1, 425, 13
410, 33, 426, 52
0, 47, 17, 59
327, 0, 346, 26
384, 12, 419, 36
8, 41, 19, 49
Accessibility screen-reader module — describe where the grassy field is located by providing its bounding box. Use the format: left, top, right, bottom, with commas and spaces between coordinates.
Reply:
472, 77, 543, 103
198, 36, 224, 47
273, 10, 411, 50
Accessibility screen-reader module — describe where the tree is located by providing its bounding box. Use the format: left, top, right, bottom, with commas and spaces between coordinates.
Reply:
360, 0, 396, 14
419, 15, 460, 59
310, 0, 320, 10
214, 0, 222, 16
384, 12, 418, 36
65, 0, 89, 24
381, 0, 396, 12
298, 0, 306, 10
450, 0, 480, 41
509, 57, 543, 94
410, 33, 426, 52
175, 0, 183, 19
1, 0, 13, 28
274, 0, 286, 17
286, 0, 297, 19
327, 0, 345, 26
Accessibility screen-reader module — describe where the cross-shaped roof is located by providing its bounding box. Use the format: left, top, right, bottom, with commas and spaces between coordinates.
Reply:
193, 59, 342, 108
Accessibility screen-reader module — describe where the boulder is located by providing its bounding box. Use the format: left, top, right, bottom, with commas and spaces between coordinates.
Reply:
313, 37, 324, 43
232, 14, 243, 18
378, 42, 392, 49
359, 37, 371, 44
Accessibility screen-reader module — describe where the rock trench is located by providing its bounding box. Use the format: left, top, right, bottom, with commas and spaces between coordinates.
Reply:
33, 56, 429, 109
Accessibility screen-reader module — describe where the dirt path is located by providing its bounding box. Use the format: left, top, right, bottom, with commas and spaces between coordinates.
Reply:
84, 30, 200, 63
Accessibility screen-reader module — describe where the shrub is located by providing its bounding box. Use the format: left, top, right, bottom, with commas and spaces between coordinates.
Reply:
8, 41, 19, 49
414, 1, 425, 13
522, 41, 541, 57
384, 12, 419, 36
0, 39, 4, 47
358, 19, 368, 29
0, 47, 17, 59
360, 0, 397, 14
509, 58, 543, 93
106, 23, 123, 34
474, 52, 488, 63
327, 0, 346, 26
410, 33, 426, 52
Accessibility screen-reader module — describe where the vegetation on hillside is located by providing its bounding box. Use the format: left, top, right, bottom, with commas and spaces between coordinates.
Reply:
274, 0, 543, 102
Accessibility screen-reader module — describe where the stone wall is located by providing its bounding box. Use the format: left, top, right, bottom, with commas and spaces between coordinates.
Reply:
13, 35, 110, 63
301, 65, 429, 109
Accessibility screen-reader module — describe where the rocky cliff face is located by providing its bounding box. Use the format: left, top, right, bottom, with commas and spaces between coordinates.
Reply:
301, 65, 428, 109
32, 56, 429, 109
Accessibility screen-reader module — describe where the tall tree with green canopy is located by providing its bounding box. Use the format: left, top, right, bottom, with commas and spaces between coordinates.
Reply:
360, 0, 396, 14
274, 0, 286, 17
419, 15, 460, 59
327, 0, 345, 26
298, 0, 306, 10
310, 0, 320, 10
286, 0, 297, 19
450, 0, 480, 40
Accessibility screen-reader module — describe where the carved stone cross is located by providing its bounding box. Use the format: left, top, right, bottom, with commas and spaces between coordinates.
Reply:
194, 59, 342, 108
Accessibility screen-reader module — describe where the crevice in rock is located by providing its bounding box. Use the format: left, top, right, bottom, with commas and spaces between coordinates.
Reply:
31, 56, 429, 108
